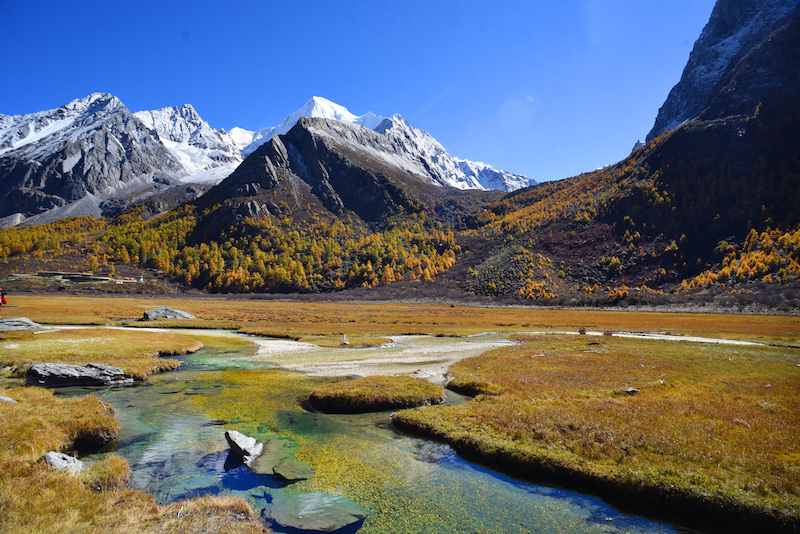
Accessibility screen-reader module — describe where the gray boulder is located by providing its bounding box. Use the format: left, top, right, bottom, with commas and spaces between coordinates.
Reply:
224, 430, 263, 467
0, 317, 44, 331
25, 363, 134, 388
41, 451, 85, 474
265, 490, 368, 532
142, 305, 195, 320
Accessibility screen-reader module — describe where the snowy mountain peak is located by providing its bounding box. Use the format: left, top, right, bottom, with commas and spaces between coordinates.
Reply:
134, 104, 250, 179
371, 113, 532, 191
243, 97, 384, 155
243, 98, 532, 191
63, 92, 122, 113
300, 96, 357, 121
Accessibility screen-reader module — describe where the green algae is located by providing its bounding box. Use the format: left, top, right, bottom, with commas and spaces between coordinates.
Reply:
173, 367, 674, 534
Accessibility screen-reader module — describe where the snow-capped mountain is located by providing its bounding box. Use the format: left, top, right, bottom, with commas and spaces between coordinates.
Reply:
244, 96, 384, 156
246, 96, 532, 192
0, 93, 532, 227
0, 92, 186, 226
647, 0, 797, 141
374, 115, 531, 191
135, 104, 253, 184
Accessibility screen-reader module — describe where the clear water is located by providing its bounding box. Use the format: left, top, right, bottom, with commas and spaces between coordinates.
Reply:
70, 331, 696, 534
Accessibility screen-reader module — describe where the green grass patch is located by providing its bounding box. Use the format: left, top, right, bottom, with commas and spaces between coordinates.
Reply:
394, 336, 800, 532
310, 375, 445, 413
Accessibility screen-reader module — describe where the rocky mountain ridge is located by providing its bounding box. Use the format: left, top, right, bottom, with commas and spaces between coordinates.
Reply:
647, 0, 798, 140
0, 93, 185, 227
1, 95, 532, 228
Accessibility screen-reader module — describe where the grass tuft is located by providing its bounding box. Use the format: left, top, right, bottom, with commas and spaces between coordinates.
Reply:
310, 375, 445, 413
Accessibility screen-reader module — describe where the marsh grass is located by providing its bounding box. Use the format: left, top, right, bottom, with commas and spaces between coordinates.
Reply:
9, 295, 799, 344
0, 386, 267, 534
310, 375, 445, 413
394, 336, 800, 530
0, 328, 202, 380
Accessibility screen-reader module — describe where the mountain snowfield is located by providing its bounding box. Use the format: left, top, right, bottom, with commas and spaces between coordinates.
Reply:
0, 93, 532, 227
0, 93, 127, 159
244, 96, 385, 156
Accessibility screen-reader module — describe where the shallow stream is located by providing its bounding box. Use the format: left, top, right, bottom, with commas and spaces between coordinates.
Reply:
68, 330, 694, 534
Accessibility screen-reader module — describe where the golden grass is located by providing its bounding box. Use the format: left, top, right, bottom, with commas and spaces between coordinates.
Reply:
394, 336, 800, 529
0, 327, 202, 380
310, 375, 445, 413
5, 294, 799, 345
0, 386, 267, 534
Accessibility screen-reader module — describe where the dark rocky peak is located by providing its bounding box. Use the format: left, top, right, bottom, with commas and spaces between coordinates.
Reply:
196, 116, 438, 225
647, 0, 798, 141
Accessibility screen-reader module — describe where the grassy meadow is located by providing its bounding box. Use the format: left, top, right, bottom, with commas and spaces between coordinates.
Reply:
0, 294, 798, 532
395, 335, 800, 532
0, 386, 266, 534
0, 328, 202, 380
5, 294, 799, 342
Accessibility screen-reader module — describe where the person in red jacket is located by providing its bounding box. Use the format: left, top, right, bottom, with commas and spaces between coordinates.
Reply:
0, 290, 6, 319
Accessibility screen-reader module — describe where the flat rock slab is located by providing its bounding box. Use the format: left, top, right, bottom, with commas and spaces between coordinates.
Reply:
273, 461, 313, 481
250, 437, 298, 475
26, 363, 134, 387
0, 317, 44, 331
41, 451, 84, 473
142, 305, 195, 320
0, 395, 17, 403
266, 490, 368, 532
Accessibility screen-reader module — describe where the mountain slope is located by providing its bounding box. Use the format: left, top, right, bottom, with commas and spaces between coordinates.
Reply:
0, 93, 186, 225
134, 104, 253, 183
194, 116, 445, 228
244, 96, 384, 156
464, 0, 800, 303
245, 97, 533, 192
647, 0, 797, 141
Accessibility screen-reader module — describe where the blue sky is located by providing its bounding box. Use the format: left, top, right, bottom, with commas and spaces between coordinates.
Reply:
1, 0, 716, 182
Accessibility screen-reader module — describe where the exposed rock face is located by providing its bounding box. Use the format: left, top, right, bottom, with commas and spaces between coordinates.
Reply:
142, 305, 196, 320
647, 0, 799, 140
25, 363, 134, 387
197, 117, 447, 224
135, 104, 252, 174
41, 451, 85, 474
0, 93, 185, 222
224, 430, 263, 467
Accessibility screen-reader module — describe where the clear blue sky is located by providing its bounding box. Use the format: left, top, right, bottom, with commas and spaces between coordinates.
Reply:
1, 0, 716, 182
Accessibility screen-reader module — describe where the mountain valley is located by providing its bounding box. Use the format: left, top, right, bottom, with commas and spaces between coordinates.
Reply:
0, 0, 798, 312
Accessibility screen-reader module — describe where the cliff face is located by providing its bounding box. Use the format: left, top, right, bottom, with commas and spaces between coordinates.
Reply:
647, 0, 798, 141
0, 93, 185, 223
195, 116, 455, 227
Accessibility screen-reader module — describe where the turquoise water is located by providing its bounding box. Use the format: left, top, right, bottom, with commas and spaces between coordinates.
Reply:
71, 332, 696, 534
